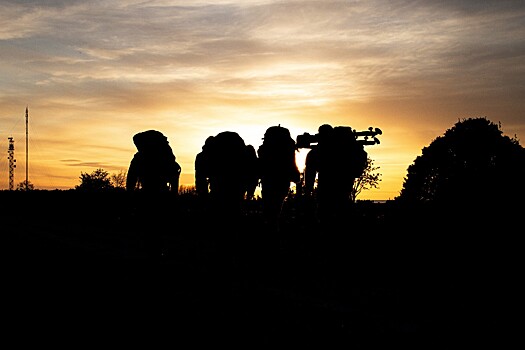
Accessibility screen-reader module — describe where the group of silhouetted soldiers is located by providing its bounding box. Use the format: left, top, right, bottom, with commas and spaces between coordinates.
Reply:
126, 124, 368, 229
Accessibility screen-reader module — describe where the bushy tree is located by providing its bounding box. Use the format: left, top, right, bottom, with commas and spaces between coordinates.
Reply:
352, 157, 381, 202
397, 117, 525, 204
16, 180, 35, 191
76, 168, 114, 192
110, 170, 127, 190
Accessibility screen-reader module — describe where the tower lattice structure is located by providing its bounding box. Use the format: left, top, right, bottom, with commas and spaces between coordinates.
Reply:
8, 137, 16, 190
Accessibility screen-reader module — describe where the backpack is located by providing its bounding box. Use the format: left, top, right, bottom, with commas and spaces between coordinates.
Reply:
128, 130, 181, 192
206, 131, 247, 173
201, 131, 257, 194
258, 125, 300, 182
332, 126, 368, 178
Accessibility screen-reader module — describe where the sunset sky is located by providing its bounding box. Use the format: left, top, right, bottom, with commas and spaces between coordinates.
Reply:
1, 0, 524, 200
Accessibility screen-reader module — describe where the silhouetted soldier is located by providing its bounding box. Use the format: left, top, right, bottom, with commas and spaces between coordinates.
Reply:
195, 131, 258, 219
304, 124, 367, 225
126, 129, 182, 259
194, 131, 259, 290
257, 125, 300, 232
126, 129, 181, 193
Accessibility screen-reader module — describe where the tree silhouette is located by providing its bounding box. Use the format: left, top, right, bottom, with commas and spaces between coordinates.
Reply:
16, 180, 35, 191
110, 170, 127, 190
76, 168, 114, 192
397, 117, 525, 204
351, 156, 381, 202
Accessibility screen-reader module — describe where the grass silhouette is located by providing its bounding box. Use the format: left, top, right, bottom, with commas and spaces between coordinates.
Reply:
3, 190, 517, 346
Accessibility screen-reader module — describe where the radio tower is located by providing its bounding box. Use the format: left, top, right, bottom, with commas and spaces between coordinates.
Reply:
8, 137, 16, 190
25, 106, 29, 191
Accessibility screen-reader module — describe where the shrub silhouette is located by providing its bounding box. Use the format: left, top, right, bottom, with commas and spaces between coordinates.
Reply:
352, 156, 381, 202
76, 168, 114, 192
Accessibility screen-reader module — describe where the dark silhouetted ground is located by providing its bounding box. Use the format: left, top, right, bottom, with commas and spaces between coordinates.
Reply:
3, 191, 519, 346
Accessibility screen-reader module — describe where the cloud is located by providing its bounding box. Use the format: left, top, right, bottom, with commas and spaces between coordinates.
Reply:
1, 0, 524, 195
61, 159, 118, 169
3, 0, 522, 100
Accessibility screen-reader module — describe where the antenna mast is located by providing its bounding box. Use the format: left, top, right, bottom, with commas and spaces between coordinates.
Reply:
25, 106, 29, 191
8, 137, 16, 190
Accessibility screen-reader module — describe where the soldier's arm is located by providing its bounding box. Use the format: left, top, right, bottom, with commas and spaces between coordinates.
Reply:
168, 161, 182, 193
126, 156, 139, 191
303, 149, 317, 194
195, 153, 209, 196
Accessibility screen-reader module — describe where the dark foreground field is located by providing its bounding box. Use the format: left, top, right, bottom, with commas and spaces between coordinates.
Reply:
3, 191, 520, 346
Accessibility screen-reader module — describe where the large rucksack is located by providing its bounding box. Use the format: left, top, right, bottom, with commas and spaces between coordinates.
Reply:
206, 131, 247, 176
200, 131, 258, 197
332, 126, 368, 178
127, 130, 181, 192
258, 125, 300, 183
